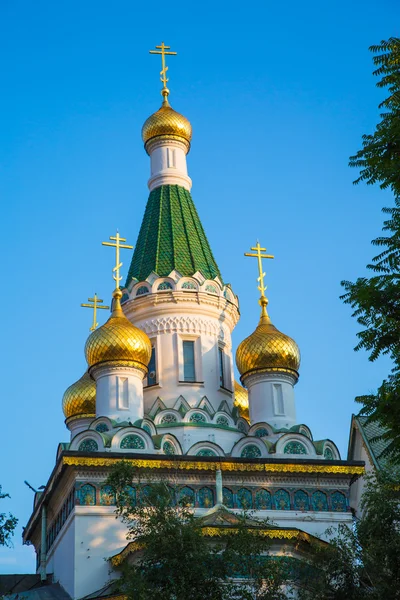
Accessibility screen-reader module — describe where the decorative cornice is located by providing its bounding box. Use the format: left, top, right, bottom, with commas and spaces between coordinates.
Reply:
65, 413, 95, 426
89, 360, 148, 378
243, 370, 298, 386
241, 367, 299, 385
62, 455, 364, 476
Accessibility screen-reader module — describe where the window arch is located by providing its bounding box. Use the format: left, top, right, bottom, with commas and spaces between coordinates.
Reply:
312, 491, 328, 511
157, 281, 173, 291
294, 490, 309, 511
197, 448, 217, 457
182, 281, 197, 290
237, 488, 253, 509
179, 486, 195, 507
241, 444, 262, 459
198, 487, 214, 508
189, 412, 206, 424
254, 428, 269, 438
324, 447, 334, 460
100, 485, 116, 505
120, 435, 145, 450
283, 441, 307, 455
79, 439, 98, 452
163, 441, 176, 455
95, 423, 109, 433
136, 285, 149, 296
78, 484, 96, 506
255, 489, 271, 510
274, 489, 290, 510
331, 491, 347, 512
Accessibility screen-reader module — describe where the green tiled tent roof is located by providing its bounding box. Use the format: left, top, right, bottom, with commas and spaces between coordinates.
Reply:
126, 185, 222, 285
355, 416, 390, 470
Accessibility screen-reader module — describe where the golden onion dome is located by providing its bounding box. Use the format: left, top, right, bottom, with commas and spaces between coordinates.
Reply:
142, 99, 192, 153
85, 290, 152, 372
234, 380, 249, 421
236, 298, 300, 380
62, 372, 96, 420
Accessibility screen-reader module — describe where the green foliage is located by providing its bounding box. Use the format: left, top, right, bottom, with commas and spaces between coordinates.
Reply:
0, 486, 18, 547
342, 38, 400, 462
107, 462, 294, 600
298, 469, 400, 599
349, 38, 400, 196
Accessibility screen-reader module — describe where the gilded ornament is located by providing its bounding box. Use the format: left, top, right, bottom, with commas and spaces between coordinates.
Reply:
233, 380, 249, 421
62, 372, 96, 420
142, 104, 192, 152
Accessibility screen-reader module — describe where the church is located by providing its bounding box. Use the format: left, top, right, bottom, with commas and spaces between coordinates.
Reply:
21, 43, 365, 599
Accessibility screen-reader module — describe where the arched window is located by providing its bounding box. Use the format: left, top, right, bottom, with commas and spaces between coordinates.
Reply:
274, 489, 290, 510
255, 428, 269, 438
189, 412, 206, 424
179, 486, 195, 507
283, 441, 307, 455
198, 487, 214, 508
163, 441, 175, 455
95, 423, 109, 433
216, 416, 229, 427
222, 487, 234, 508
312, 491, 328, 511
205, 284, 218, 294
161, 413, 178, 424
331, 491, 347, 512
136, 286, 149, 296
324, 447, 334, 460
294, 490, 309, 511
78, 439, 98, 452
237, 488, 253, 509
78, 484, 96, 506
255, 489, 271, 510
120, 435, 145, 450
182, 281, 197, 290
142, 423, 152, 435
157, 281, 173, 291
196, 448, 217, 457
100, 485, 116, 506
241, 444, 262, 459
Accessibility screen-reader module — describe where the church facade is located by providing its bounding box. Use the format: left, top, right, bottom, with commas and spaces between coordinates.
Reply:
22, 45, 364, 599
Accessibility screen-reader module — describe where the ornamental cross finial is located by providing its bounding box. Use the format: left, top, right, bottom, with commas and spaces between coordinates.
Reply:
81, 293, 110, 331
244, 241, 274, 302
102, 231, 133, 292
149, 41, 177, 102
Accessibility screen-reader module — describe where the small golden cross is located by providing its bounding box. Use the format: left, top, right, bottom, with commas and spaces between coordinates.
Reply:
244, 241, 274, 299
149, 41, 177, 98
81, 293, 110, 331
102, 231, 133, 290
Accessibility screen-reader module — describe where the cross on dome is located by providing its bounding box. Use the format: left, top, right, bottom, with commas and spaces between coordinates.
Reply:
244, 241, 274, 312
149, 41, 177, 103
81, 293, 109, 331
102, 231, 133, 295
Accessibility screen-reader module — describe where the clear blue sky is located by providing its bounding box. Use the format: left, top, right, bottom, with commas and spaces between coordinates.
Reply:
0, 0, 398, 572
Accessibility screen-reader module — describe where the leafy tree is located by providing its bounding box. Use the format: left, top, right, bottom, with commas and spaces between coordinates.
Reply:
297, 468, 400, 599
0, 486, 18, 547
342, 38, 400, 460
107, 462, 295, 600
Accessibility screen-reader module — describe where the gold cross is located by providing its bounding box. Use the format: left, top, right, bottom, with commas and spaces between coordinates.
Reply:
244, 241, 274, 299
102, 231, 133, 291
81, 293, 110, 331
149, 42, 177, 98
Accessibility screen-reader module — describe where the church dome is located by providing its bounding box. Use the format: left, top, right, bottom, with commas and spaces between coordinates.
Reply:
85, 290, 152, 371
234, 380, 249, 421
62, 372, 96, 420
142, 100, 192, 152
236, 299, 300, 379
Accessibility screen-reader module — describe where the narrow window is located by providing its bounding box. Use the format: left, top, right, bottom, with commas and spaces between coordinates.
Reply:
219, 347, 225, 388
183, 341, 195, 382
273, 383, 284, 415
167, 148, 176, 168
118, 377, 129, 409
147, 347, 157, 386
